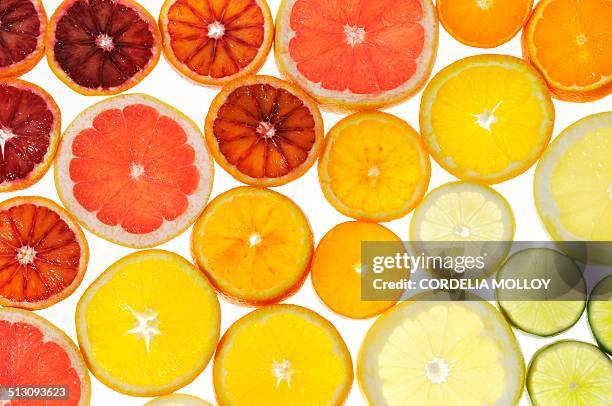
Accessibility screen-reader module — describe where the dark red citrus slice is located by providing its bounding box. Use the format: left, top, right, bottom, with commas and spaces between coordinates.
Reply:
46, 0, 161, 95
205, 75, 323, 186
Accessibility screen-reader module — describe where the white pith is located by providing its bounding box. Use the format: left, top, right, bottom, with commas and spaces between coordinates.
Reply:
207, 21, 225, 39
0, 127, 16, 159
17, 246, 37, 265
95, 34, 114, 51
271, 358, 294, 388
127, 306, 161, 353
344, 25, 366, 46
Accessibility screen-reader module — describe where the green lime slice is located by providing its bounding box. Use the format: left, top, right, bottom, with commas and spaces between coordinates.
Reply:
588, 275, 612, 354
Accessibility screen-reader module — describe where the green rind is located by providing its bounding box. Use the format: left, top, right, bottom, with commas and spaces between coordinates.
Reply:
588, 275, 612, 354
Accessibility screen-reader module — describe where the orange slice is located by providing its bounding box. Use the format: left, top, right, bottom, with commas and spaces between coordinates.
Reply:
438, 0, 533, 48
46, 0, 161, 96
318, 111, 431, 222
522, 0, 612, 102
275, 0, 438, 111
0, 196, 88, 310
159, 0, 274, 86
191, 186, 313, 306
205, 75, 323, 186
55, 94, 213, 248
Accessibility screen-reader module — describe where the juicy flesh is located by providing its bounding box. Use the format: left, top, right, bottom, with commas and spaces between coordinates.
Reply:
0, 0, 41, 67
167, 0, 265, 79
0, 84, 53, 184
70, 104, 199, 234
0, 204, 81, 303
289, 0, 426, 94
590, 277, 612, 349
213, 84, 316, 179
53, 0, 155, 89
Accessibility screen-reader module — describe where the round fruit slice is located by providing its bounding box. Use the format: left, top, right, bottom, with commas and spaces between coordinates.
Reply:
0, 79, 60, 191
55, 93, 213, 248
358, 293, 525, 405
159, 0, 274, 86
318, 111, 431, 221
46, 0, 161, 96
191, 187, 313, 306
527, 340, 612, 405
437, 0, 533, 48
420, 54, 554, 183
276, 0, 438, 111
76, 250, 220, 397
145, 394, 212, 406
588, 275, 612, 354
0, 196, 88, 310
0, 307, 91, 405
205, 75, 323, 186
522, 0, 611, 102
213, 304, 353, 406
496, 248, 586, 337
0, 0, 47, 78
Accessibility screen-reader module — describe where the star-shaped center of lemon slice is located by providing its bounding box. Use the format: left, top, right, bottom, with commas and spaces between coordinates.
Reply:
127, 306, 161, 353
272, 359, 295, 388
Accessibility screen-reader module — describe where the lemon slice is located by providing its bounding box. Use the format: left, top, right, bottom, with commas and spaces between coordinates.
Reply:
588, 275, 612, 354
145, 394, 212, 405
358, 293, 525, 405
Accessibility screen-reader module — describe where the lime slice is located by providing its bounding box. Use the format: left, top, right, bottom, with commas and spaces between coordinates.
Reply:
588, 275, 612, 354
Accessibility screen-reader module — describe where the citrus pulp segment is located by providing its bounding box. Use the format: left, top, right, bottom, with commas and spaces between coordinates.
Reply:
191, 186, 313, 306
0, 0, 46, 78
358, 295, 525, 405
213, 304, 353, 406
46, 0, 161, 96
205, 75, 323, 186
275, 0, 438, 111
0, 196, 88, 310
420, 54, 554, 183
522, 0, 612, 102
0, 79, 61, 191
588, 275, 612, 354
55, 93, 213, 248
318, 111, 431, 222
159, 0, 274, 86
145, 393, 213, 406
0, 307, 91, 406
76, 250, 221, 397
527, 340, 612, 405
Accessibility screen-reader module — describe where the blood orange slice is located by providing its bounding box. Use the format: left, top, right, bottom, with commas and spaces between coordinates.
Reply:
0, 0, 47, 78
46, 0, 161, 96
205, 75, 323, 186
159, 0, 274, 86
275, 0, 438, 111
0, 79, 60, 191
0, 196, 88, 310
55, 94, 213, 248
0, 307, 91, 405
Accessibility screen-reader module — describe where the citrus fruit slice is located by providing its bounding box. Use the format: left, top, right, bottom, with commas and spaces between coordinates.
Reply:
318, 111, 430, 221
46, 0, 161, 96
0, 0, 47, 78
76, 250, 221, 397
191, 186, 313, 306
55, 93, 213, 248
145, 393, 212, 406
437, 0, 533, 48
522, 0, 612, 102
0, 79, 60, 191
588, 275, 612, 354
358, 293, 525, 405
496, 248, 586, 337
275, 0, 438, 111
205, 75, 323, 186
0, 196, 88, 310
312, 221, 404, 319
0, 307, 91, 405
213, 304, 353, 405
159, 0, 274, 86
420, 54, 554, 183
527, 340, 612, 405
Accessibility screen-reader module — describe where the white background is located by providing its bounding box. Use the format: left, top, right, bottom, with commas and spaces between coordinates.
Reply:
14, 0, 610, 404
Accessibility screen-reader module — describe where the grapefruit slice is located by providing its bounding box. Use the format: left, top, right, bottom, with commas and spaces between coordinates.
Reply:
206, 75, 323, 186
55, 93, 213, 248
213, 304, 353, 405
0, 0, 47, 78
0, 79, 60, 191
159, 0, 274, 86
522, 0, 611, 102
0, 307, 91, 405
146, 394, 212, 406
0, 196, 88, 310
275, 0, 438, 111
46, 0, 161, 96
191, 186, 313, 306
